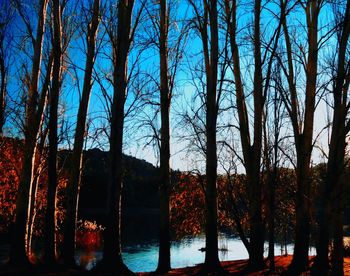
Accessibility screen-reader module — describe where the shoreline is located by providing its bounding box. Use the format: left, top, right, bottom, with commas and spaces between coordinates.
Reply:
1, 255, 350, 275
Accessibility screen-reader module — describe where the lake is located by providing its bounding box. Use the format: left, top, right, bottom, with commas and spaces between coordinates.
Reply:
0, 212, 316, 272
76, 235, 316, 272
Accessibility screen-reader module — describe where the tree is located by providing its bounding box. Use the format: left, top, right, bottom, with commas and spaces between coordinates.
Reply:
96, 0, 142, 273
156, 0, 171, 272
43, 0, 62, 265
62, 0, 100, 266
0, 1, 13, 135
187, 0, 221, 271
312, 1, 350, 274
263, 65, 285, 271
9, 0, 49, 267
224, 0, 283, 269
277, 0, 322, 273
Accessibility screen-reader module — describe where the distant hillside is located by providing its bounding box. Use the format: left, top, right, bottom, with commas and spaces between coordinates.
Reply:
58, 148, 160, 217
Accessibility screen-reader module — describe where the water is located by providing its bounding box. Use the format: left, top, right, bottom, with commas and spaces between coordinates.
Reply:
76, 235, 316, 272
0, 212, 317, 273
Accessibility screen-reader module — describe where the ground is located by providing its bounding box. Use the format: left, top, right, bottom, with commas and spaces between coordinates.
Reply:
139, 255, 350, 275
1, 256, 350, 275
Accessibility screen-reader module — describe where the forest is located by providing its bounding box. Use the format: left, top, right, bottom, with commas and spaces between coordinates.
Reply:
1, 0, 350, 275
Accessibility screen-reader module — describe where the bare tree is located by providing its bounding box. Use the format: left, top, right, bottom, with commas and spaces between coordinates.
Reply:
0, 1, 13, 135
263, 65, 285, 271
62, 0, 100, 266
187, 0, 221, 271
277, 0, 322, 273
9, 0, 49, 267
224, 0, 283, 269
156, 0, 171, 272
312, 1, 350, 275
96, 0, 143, 273
43, 0, 62, 265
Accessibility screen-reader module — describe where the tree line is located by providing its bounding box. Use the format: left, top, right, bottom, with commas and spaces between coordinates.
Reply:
1, 0, 350, 275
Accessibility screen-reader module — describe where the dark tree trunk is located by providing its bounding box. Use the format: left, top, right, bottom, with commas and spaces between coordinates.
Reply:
44, 0, 61, 265
98, 1, 134, 273
0, 53, 5, 135
224, 0, 269, 269
156, 0, 171, 273
332, 200, 344, 276
9, 0, 48, 267
290, 151, 312, 272
267, 172, 275, 271
313, 2, 350, 274
247, 0, 265, 269
202, 0, 220, 271
62, 0, 100, 266
285, 1, 319, 273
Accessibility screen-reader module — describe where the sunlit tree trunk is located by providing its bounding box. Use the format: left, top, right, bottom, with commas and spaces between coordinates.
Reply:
44, 0, 62, 265
26, 50, 52, 256
9, 0, 49, 266
156, 0, 171, 273
27, 126, 49, 256
62, 0, 100, 266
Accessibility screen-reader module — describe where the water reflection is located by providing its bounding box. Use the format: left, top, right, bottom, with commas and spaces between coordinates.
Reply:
76, 235, 316, 272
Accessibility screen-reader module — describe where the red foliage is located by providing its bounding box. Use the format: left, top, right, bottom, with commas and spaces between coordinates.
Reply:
0, 137, 23, 232
170, 173, 205, 238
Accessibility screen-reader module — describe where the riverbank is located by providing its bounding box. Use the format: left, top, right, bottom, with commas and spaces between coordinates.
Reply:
1, 255, 350, 275
139, 255, 350, 275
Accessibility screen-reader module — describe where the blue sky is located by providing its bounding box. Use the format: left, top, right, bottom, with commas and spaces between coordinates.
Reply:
3, 0, 345, 173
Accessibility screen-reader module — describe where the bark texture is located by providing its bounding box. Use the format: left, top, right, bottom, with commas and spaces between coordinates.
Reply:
9, 0, 49, 266
44, 0, 62, 265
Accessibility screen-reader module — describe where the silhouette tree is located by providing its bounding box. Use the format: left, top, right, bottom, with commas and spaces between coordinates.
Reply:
224, 0, 283, 269
187, 0, 221, 271
276, 0, 322, 273
0, 1, 13, 135
312, 1, 350, 274
156, 0, 171, 272
96, 0, 142, 273
62, 0, 100, 266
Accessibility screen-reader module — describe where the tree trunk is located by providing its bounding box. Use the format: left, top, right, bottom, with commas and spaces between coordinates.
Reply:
44, 0, 61, 265
202, 0, 220, 271
156, 0, 171, 273
98, 1, 134, 273
288, 1, 319, 273
27, 127, 48, 256
267, 174, 275, 271
313, 1, 350, 274
290, 151, 311, 272
62, 0, 100, 266
331, 200, 344, 276
0, 53, 5, 135
9, 0, 48, 266
26, 50, 52, 257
